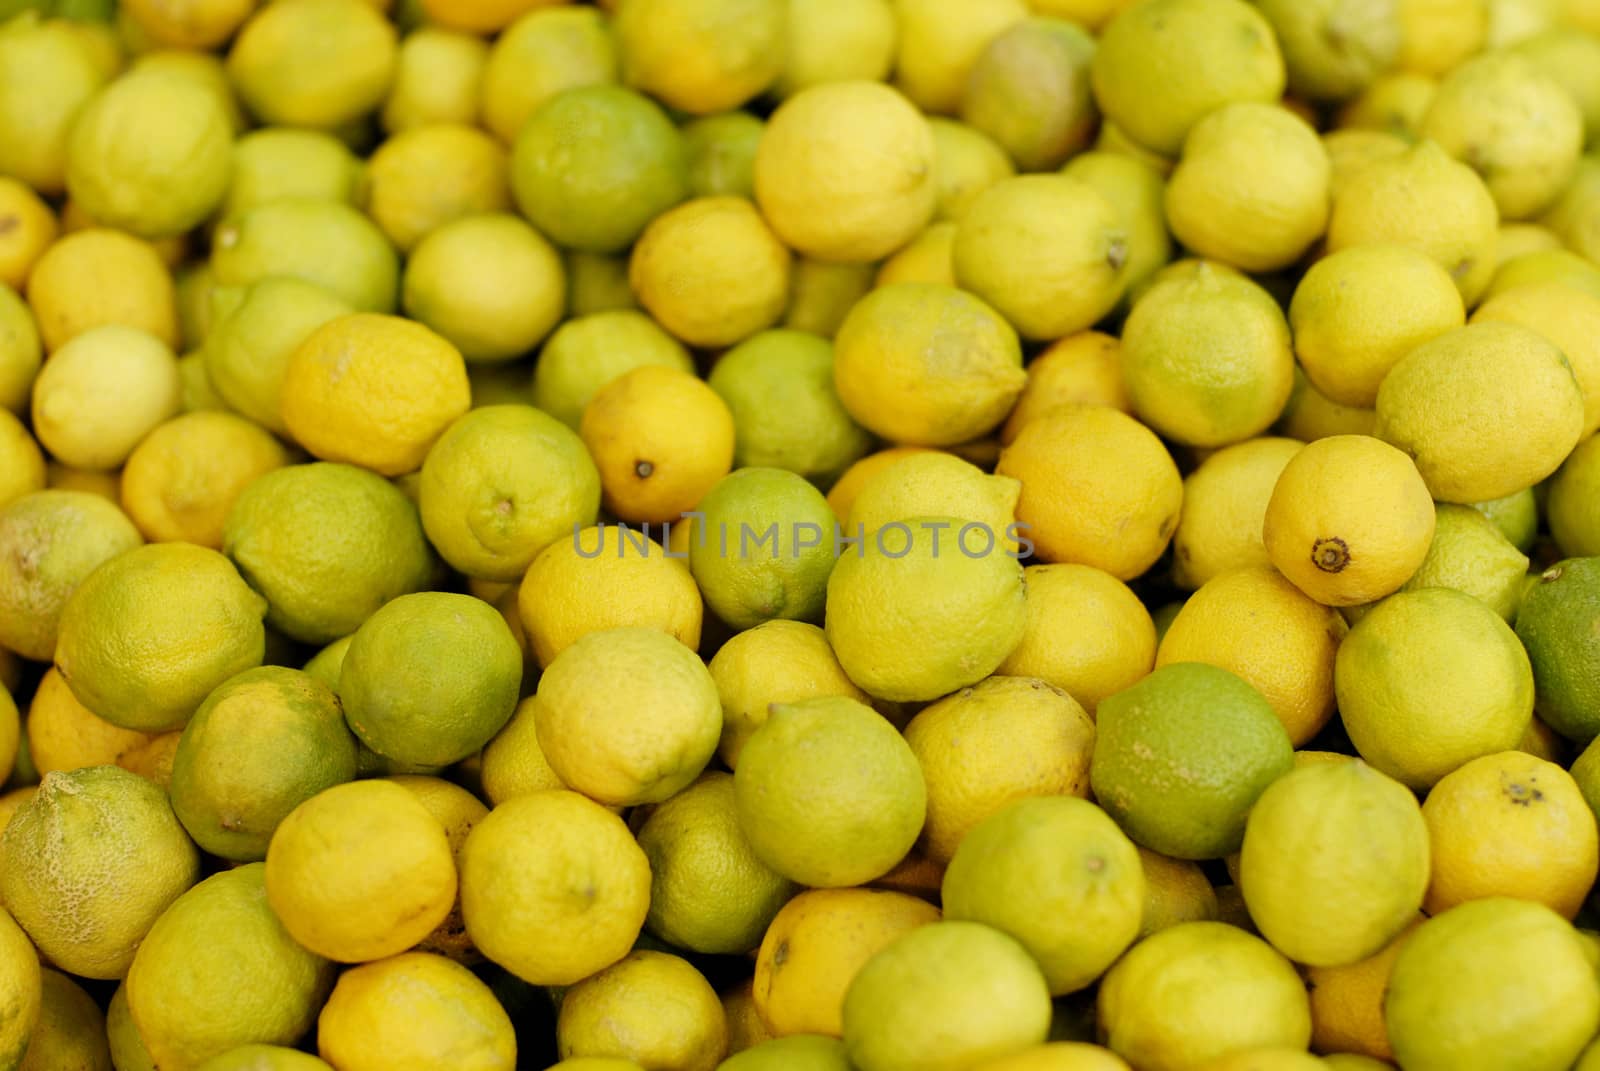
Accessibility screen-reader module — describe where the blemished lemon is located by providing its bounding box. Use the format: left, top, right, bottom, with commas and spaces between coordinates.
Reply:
281, 312, 470, 477
212, 199, 400, 315
1263, 435, 1436, 607
1289, 245, 1465, 409
892, 0, 1028, 115
1421, 751, 1598, 919
25, 666, 159, 778
905, 677, 1095, 865
775, 0, 895, 98
1376, 321, 1582, 504
998, 404, 1182, 580
519, 525, 701, 667
1305, 917, 1419, 1061
55, 542, 266, 731
1136, 847, 1219, 939
31, 324, 181, 472
843, 921, 1051, 1071
1099, 922, 1310, 1071
734, 696, 925, 887
534, 309, 695, 430
927, 118, 1016, 223
216, 128, 363, 228
1001, 332, 1129, 446
755, 81, 936, 262
363, 124, 510, 254
615, 0, 783, 115
381, 26, 488, 133
944, 797, 1142, 995
1159, 566, 1345, 746
582, 366, 734, 524
1090, 0, 1285, 157
1172, 437, 1301, 591
317, 952, 514, 1071
833, 283, 1024, 446
0, 15, 107, 196
558, 951, 728, 1070
226, 0, 398, 130
1336, 587, 1534, 790
0, 766, 199, 980
708, 620, 867, 769
21, 967, 112, 1071
460, 789, 650, 986
1385, 899, 1600, 1071
264, 779, 455, 963
222, 461, 436, 644
848, 452, 1020, 555
533, 626, 719, 806
421, 0, 566, 33
753, 888, 941, 1039
120, 411, 289, 548
479, 7, 618, 146
1240, 761, 1429, 967
1472, 281, 1600, 439
825, 515, 1027, 703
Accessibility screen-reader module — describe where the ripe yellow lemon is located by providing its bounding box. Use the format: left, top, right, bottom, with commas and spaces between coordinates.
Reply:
226, 0, 398, 130
1135, 847, 1219, 939
1000, 331, 1130, 446
31, 324, 181, 472
1172, 437, 1302, 591
556, 950, 728, 1071
1305, 917, 1420, 1061
533, 309, 694, 430
317, 952, 514, 1071
615, 0, 783, 115
1472, 280, 1600, 439
893, 0, 1028, 115
479, 7, 617, 146
362, 123, 512, 253
120, 411, 289, 548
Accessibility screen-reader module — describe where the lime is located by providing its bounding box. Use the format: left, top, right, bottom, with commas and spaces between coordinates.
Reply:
1515, 558, 1600, 743
212, 199, 399, 314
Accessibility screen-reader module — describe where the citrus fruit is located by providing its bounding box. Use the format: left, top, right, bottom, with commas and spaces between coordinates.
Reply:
905, 676, 1095, 865
1472, 280, 1600, 440
1516, 558, 1600, 742
706, 620, 865, 768
0, 411, 44, 511
120, 411, 289, 548
0, 905, 36, 1071
1135, 847, 1219, 939
26, 228, 178, 353
212, 198, 400, 314
1172, 437, 1303, 590
533, 625, 719, 806
875, 221, 956, 288
226, 0, 398, 129
533, 309, 694, 429
891, 0, 1029, 116
927, 118, 1016, 223
1336, 587, 1534, 789
681, 111, 763, 199
774, 0, 895, 98
0, 284, 41, 420
0, 179, 57, 293
1394, 0, 1487, 75
1304, 917, 1419, 1062
1379, 502, 1528, 622
959, 17, 1097, 173
459, 789, 650, 986
196, 1046, 334, 1071
783, 259, 876, 338
169, 666, 357, 862
614, 0, 783, 115
387, 774, 488, 964
361, 123, 510, 253
634, 196, 789, 341
24, 665, 161, 778
734, 696, 925, 888
1471, 486, 1538, 553
20, 967, 111, 1071
720, 1035, 852, 1071
479, 6, 618, 146
215, 128, 363, 227
1000, 331, 1130, 445
30, 323, 181, 473
564, 250, 638, 317
557, 950, 727, 1070
317, 952, 514, 1071
1092, 662, 1294, 860
381, 26, 488, 133
1257, 0, 1400, 100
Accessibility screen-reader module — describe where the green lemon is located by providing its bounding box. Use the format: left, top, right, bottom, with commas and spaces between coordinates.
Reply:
211, 198, 399, 314
565, 251, 637, 318
719, 1036, 851, 1071
0, 14, 107, 195
300, 635, 351, 694
533, 309, 694, 429
690, 467, 838, 632
734, 696, 925, 888
510, 84, 688, 254
169, 666, 358, 862
942, 796, 1143, 996
927, 117, 1015, 223
1060, 151, 1174, 308
22, 968, 110, 1071
0, 283, 40, 416
222, 462, 437, 644
381, 27, 487, 134
782, 259, 876, 339
637, 771, 797, 955
340, 591, 522, 767
1515, 558, 1600, 743
226, 0, 398, 130
55, 542, 266, 731
106, 984, 154, 1071
1512, 30, 1600, 147
959, 17, 1096, 172
217, 127, 363, 226
1487, 249, 1600, 303
1471, 487, 1539, 554
1358, 502, 1529, 623
479, 6, 618, 146
683, 111, 764, 199
1091, 662, 1294, 860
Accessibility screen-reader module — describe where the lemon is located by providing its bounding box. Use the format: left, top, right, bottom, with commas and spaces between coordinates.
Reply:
1516, 558, 1600, 742
212, 199, 399, 314
1062, 154, 1173, 309
1263, 435, 1436, 607
533, 626, 718, 806
680, 112, 763, 200
317, 951, 513, 1071
833, 283, 1024, 446
754, 82, 936, 263
952, 175, 1129, 341
1000, 564, 1154, 717
892, 0, 1028, 115
774, 0, 894, 98
1322, 129, 1410, 196
1172, 438, 1302, 590
781, 259, 873, 339
381, 27, 486, 133
0, 490, 142, 662
196, 1047, 334, 1071
384, 774, 487, 963
518, 525, 702, 666
30, 324, 179, 472
1093, 663, 1294, 860
203, 277, 352, 435
1336, 587, 1533, 789
1512, 30, 1600, 146
959, 17, 1096, 172
1419, 52, 1582, 221
1376, 502, 1528, 622
1289, 245, 1465, 409
511, 85, 688, 255
1394, 0, 1487, 75
177, 352, 226, 413
0, 905, 36, 1071
227, 0, 397, 129
550, 1062, 647, 1071
533, 310, 694, 430
105, 983, 155, 1071
1090, 0, 1285, 157
16, 967, 107, 1071
0, 179, 56, 292
1099, 922, 1310, 1071
905, 676, 1094, 864
223, 462, 435, 644
1159, 566, 1345, 746
1326, 140, 1499, 304
825, 447, 936, 524
117, 0, 253, 49
1377, 321, 1582, 503
363, 125, 510, 255
614, 0, 782, 115
1190, 1053, 1324, 1071
1, 765, 197, 980
119, 412, 288, 548
1131, 847, 1218, 939
875, 221, 956, 289
722, 979, 772, 1057
753, 887, 940, 1038
1304, 918, 1418, 1062
927, 119, 1015, 224
1548, 433, 1600, 557
0, 411, 43, 511
843, 921, 1051, 1071
720, 1035, 852, 1071
1385, 899, 1600, 1071
848, 452, 1019, 556
1471, 486, 1538, 554
1000, 332, 1129, 446
26, 228, 177, 352
0, 288, 39, 422
1473, 281, 1600, 439
564, 250, 637, 318
480, 7, 617, 146
169, 666, 356, 862
998, 405, 1182, 579
733, 696, 924, 887
340, 591, 522, 767
1490, 221, 1563, 269
1121, 263, 1295, 448
556, 951, 726, 1069
1257, 0, 1400, 100
1486, 248, 1600, 302
24, 666, 156, 777
216, 128, 362, 227
0, 15, 107, 195
1422, 750, 1598, 918
460, 789, 650, 985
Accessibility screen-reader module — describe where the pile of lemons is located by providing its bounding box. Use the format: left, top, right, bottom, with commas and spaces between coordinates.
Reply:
5, 0, 1600, 1069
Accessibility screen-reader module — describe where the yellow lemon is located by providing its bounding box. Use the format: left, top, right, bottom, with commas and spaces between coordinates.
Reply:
317, 952, 514, 1071
211, 199, 400, 315
26, 666, 162, 779
997, 405, 1182, 580
1322, 129, 1410, 196
1305, 917, 1420, 1061
216, 128, 362, 228
775, 0, 896, 98
1172, 438, 1302, 591
1394, 0, 1487, 75
1159, 566, 1345, 746
0, 411, 43, 510
875, 221, 956, 289
0, 16, 108, 196
121, 0, 256, 49
824, 447, 935, 524
20, 967, 111, 1071
558, 951, 728, 1070
1000, 332, 1129, 446
460, 789, 650, 986
381, 27, 487, 133
754, 81, 936, 263
927, 118, 1016, 223
971, 1044, 1133, 1071
226, 0, 398, 130
280, 313, 470, 477
0, 904, 35, 1070
783, 259, 876, 338
479, 696, 568, 805
1472, 281, 1600, 439
421, 0, 566, 33
615, 0, 784, 115
905, 676, 1094, 864
1275, 369, 1378, 443
533, 309, 694, 430
31, 324, 180, 472
847, 451, 1020, 554
362, 124, 509, 254
0, 284, 40, 417
197, 1046, 333, 1071
1136, 847, 1219, 939
479, 7, 617, 146
1262, 435, 1436, 607
120, 411, 288, 548
26, 228, 176, 353
0, 179, 57, 291
892, 0, 1028, 115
